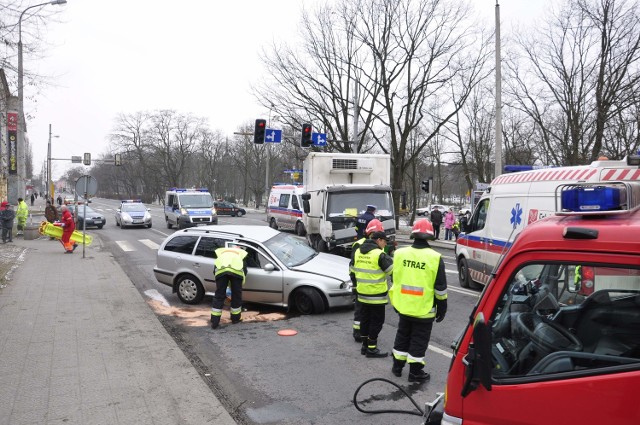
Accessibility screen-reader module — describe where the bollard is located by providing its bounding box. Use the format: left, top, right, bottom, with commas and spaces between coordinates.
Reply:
24, 224, 39, 240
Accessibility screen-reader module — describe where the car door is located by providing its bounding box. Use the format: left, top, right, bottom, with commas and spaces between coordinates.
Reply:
230, 242, 284, 306
193, 236, 227, 293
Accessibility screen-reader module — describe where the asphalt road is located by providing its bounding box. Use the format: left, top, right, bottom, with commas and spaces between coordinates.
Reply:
85, 199, 480, 425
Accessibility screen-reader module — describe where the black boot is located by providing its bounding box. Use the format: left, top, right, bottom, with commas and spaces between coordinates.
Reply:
231, 313, 242, 324
210, 315, 221, 329
408, 364, 430, 383
360, 339, 368, 355
366, 347, 389, 358
392, 358, 405, 377
353, 328, 362, 343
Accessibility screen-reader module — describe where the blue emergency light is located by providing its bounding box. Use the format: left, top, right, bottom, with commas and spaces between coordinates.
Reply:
561, 185, 627, 212
169, 188, 209, 193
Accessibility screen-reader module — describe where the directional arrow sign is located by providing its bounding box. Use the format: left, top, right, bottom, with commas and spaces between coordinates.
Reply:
312, 132, 327, 147
265, 128, 282, 143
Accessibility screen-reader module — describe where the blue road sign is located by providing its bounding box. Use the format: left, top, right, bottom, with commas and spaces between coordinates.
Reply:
265, 129, 282, 143
312, 132, 327, 146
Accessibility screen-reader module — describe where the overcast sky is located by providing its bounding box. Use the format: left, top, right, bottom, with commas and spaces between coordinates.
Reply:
24, 0, 548, 180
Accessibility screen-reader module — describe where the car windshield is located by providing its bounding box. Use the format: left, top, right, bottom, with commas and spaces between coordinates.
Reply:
327, 191, 394, 219
77, 206, 96, 215
263, 232, 317, 267
122, 204, 146, 212
178, 194, 213, 208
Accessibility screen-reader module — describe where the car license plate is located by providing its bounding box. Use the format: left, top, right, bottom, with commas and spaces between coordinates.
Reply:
133, 220, 142, 224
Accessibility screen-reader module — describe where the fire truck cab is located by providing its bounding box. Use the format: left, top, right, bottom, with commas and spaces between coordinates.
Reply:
427, 177, 640, 425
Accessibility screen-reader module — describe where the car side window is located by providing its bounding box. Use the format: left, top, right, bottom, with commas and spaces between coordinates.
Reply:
195, 237, 225, 258
292, 195, 300, 210
163, 236, 198, 254
279, 194, 290, 208
470, 199, 489, 232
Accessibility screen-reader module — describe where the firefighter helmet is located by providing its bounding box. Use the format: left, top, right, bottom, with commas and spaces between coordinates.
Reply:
410, 219, 435, 239
365, 219, 384, 235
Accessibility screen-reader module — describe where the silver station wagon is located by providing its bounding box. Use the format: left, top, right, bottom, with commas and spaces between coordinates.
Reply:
153, 225, 354, 314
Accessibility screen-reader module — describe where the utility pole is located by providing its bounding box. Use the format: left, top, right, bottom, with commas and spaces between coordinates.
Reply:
494, 0, 503, 178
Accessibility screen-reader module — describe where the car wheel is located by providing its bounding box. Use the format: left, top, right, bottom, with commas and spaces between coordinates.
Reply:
293, 287, 325, 315
269, 218, 278, 230
295, 221, 306, 237
166, 217, 172, 229
175, 274, 204, 304
116, 219, 120, 227
236, 211, 244, 217
147, 222, 152, 228
458, 257, 472, 288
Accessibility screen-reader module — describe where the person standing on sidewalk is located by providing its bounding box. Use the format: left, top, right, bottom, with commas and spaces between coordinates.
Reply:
351, 231, 393, 358
429, 206, 443, 240
0, 201, 15, 243
211, 246, 248, 329
389, 219, 447, 383
16, 197, 28, 236
443, 208, 456, 241
56, 205, 77, 254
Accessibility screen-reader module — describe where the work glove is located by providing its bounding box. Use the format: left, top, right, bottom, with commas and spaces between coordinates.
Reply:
60, 223, 65, 228
435, 298, 447, 323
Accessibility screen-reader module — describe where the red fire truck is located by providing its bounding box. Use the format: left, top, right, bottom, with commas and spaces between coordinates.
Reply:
425, 177, 640, 424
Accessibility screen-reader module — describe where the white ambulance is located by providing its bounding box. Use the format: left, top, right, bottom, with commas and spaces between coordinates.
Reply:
455, 155, 640, 288
266, 184, 306, 236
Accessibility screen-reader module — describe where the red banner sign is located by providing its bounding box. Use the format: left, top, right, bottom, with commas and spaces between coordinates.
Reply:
7, 112, 17, 175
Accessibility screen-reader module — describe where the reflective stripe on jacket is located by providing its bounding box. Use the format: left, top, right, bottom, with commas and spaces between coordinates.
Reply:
389, 246, 444, 319
214, 247, 247, 281
353, 247, 388, 304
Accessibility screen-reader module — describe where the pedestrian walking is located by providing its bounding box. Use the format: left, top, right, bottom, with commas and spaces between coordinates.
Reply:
444, 208, 456, 241
355, 204, 377, 239
350, 218, 385, 342
56, 205, 77, 253
0, 201, 15, 243
389, 219, 447, 383
430, 206, 443, 240
350, 230, 393, 358
210, 246, 248, 329
57, 195, 63, 206
44, 200, 59, 240
30, 193, 35, 206
15, 197, 28, 236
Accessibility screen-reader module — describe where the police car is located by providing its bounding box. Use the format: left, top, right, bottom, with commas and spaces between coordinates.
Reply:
425, 179, 640, 425
115, 200, 152, 229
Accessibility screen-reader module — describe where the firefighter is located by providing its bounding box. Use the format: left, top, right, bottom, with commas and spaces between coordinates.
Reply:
350, 218, 385, 342
389, 219, 447, 383
211, 246, 248, 329
351, 230, 393, 358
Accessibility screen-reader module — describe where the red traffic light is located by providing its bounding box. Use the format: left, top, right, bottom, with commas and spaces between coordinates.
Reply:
301, 123, 312, 147
254, 119, 267, 144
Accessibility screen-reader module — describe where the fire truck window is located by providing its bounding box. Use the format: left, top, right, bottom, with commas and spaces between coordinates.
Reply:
490, 262, 640, 380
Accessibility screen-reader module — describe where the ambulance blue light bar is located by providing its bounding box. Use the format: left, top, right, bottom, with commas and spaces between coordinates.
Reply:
556, 182, 640, 215
503, 165, 557, 173
169, 188, 209, 193
561, 185, 626, 212
121, 199, 142, 203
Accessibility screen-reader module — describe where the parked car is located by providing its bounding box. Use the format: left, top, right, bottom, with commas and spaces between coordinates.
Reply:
416, 204, 449, 216
153, 225, 354, 314
72, 205, 105, 229
214, 201, 246, 217
115, 200, 152, 228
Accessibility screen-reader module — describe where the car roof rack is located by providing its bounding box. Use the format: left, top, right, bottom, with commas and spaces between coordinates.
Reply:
180, 227, 244, 238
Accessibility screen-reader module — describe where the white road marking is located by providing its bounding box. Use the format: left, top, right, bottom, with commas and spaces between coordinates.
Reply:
115, 240, 135, 252
139, 239, 160, 250
429, 344, 453, 359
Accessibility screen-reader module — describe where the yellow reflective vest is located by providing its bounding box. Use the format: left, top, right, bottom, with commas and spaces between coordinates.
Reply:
214, 247, 247, 283
389, 246, 443, 319
16, 200, 28, 223
353, 247, 389, 304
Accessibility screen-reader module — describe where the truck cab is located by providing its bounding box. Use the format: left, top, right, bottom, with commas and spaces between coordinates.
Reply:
427, 179, 640, 425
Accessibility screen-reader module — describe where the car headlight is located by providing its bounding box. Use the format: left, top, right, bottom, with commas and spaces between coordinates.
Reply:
211, 207, 217, 215
122, 213, 132, 222
144, 212, 151, 220
180, 208, 188, 215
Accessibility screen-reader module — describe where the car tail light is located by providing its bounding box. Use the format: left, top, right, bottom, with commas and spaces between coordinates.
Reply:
578, 266, 595, 296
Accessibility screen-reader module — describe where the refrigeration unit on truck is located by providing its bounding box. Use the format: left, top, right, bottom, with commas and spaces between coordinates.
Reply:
300, 152, 395, 254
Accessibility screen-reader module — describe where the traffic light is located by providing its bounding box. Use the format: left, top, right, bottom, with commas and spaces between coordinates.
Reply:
254, 119, 266, 144
114, 153, 122, 166
421, 180, 430, 192
83, 153, 91, 166
301, 123, 312, 148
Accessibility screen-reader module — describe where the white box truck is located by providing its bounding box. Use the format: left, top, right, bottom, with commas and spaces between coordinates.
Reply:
455, 155, 640, 289
300, 152, 395, 254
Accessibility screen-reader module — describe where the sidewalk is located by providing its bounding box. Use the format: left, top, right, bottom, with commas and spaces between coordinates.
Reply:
0, 233, 237, 424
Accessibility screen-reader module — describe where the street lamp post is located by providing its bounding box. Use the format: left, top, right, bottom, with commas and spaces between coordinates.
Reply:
47, 123, 59, 201
17, 0, 67, 199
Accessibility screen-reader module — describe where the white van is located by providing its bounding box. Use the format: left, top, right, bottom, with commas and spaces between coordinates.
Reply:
164, 188, 217, 229
267, 184, 306, 236
455, 156, 640, 288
